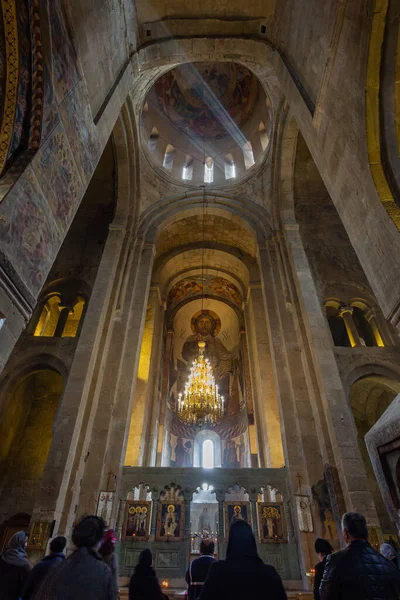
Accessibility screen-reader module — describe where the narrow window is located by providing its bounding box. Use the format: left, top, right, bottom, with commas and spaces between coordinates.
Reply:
182, 156, 194, 181
242, 141, 255, 170
34, 295, 61, 337
224, 154, 236, 180
259, 121, 269, 152
163, 144, 175, 170
204, 157, 214, 183
202, 439, 214, 469
147, 126, 159, 152
62, 297, 85, 338
0, 311, 5, 331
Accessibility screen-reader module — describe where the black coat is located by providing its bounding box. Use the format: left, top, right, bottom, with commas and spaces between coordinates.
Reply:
319, 539, 400, 600
0, 556, 31, 600
314, 556, 328, 600
129, 565, 164, 600
186, 555, 217, 600
22, 552, 65, 599
198, 556, 287, 600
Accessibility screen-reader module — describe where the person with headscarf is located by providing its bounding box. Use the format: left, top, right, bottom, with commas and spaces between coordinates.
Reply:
381, 542, 399, 570
198, 519, 287, 600
313, 538, 333, 600
32, 516, 117, 600
0, 530, 32, 600
22, 535, 67, 600
98, 529, 119, 591
129, 549, 167, 600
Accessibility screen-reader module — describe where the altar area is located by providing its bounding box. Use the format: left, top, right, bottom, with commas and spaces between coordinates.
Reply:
114, 467, 303, 593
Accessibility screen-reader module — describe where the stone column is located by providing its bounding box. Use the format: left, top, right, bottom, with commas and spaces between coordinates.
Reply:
216, 490, 225, 558
364, 308, 385, 346
54, 305, 72, 337
156, 329, 174, 466
338, 306, 361, 347
150, 488, 159, 541
30, 222, 127, 532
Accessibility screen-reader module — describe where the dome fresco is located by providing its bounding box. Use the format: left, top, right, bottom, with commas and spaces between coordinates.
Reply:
154, 63, 260, 141
142, 61, 272, 185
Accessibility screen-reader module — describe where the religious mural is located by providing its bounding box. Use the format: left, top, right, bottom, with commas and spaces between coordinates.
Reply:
123, 501, 151, 541
222, 434, 247, 468
224, 501, 251, 539
168, 276, 242, 311
258, 503, 288, 543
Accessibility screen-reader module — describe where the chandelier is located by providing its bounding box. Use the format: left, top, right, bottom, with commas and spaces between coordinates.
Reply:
177, 341, 225, 426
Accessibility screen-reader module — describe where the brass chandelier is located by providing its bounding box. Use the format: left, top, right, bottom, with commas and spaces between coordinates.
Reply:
177, 341, 225, 426
177, 188, 225, 426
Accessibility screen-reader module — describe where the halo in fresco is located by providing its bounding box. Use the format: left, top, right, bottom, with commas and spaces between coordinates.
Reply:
190, 309, 222, 337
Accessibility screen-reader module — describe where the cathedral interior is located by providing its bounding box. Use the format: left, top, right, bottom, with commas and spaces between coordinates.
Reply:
0, 0, 400, 596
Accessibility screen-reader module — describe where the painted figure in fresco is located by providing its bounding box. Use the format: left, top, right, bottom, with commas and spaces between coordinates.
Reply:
181, 311, 233, 405
261, 506, 283, 541
175, 437, 186, 467
163, 505, 179, 537
165, 432, 172, 466
184, 441, 193, 467
198, 507, 212, 533
223, 440, 239, 468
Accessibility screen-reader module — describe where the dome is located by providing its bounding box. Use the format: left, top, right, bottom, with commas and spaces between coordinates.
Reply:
141, 62, 272, 185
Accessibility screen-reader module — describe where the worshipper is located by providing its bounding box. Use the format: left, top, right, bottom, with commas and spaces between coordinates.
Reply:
381, 542, 399, 570
319, 512, 400, 600
22, 535, 67, 599
198, 519, 287, 600
313, 538, 333, 600
129, 548, 167, 600
32, 515, 117, 600
186, 538, 217, 600
0, 531, 32, 600
98, 529, 119, 591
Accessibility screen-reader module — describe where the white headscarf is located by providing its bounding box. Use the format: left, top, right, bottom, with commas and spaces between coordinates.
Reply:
380, 542, 397, 561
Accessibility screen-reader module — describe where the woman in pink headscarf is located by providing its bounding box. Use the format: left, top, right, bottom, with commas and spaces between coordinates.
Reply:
98, 529, 119, 592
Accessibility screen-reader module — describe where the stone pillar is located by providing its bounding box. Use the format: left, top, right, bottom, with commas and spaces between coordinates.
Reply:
338, 306, 361, 347
116, 498, 126, 541
30, 222, 127, 533
150, 488, 159, 541
216, 490, 225, 558
364, 308, 385, 346
54, 305, 72, 337
156, 329, 174, 466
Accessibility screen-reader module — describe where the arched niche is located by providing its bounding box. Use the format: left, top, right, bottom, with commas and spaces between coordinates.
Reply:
0, 368, 64, 518
193, 430, 222, 468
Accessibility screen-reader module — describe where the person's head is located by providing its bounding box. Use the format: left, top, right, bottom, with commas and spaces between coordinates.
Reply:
194, 313, 216, 337
314, 537, 333, 561
50, 536, 67, 554
226, 519, 259, 560
341, 512, 368, 544
6, 531, 28, 551
72, 516, 105, 550
380, 542, 397, 561
200, 538, 215, 556
98, 529, 117, 558
136, 548, 152, 570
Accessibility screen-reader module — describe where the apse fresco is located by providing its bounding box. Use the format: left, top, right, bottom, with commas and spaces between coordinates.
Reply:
154, 63, 259, 140
168, 275, 242, 310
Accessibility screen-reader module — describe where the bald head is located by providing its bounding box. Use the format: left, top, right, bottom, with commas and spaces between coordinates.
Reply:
200, 538, 215, 556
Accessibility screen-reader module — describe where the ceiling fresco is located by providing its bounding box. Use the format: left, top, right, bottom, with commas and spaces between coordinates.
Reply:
167, 275, 242, 311
154, 62, 259, 140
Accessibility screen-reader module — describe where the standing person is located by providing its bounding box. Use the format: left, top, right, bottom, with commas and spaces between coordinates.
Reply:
0, 531, 31, 600
198, 519, 287, 600
129, 549, 166, 600
98, 529, 119, 591
319, 512, 400, 600
186, 538, 216, 600
33, 516, 117, 600
313, 538, 333, 600
22, 535, 66, 599
381, 542, 399, 570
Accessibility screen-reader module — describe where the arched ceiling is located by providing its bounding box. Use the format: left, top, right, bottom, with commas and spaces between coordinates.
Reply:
350, 375, 400, 428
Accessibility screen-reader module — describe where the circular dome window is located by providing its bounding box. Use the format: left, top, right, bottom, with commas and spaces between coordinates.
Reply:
141, 62, 272, 185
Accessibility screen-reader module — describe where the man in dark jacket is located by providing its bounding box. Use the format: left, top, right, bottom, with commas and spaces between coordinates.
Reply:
319, 512, 400, 600
22, 535, 66, 599
186, 539, 216, 600
313, 538, 333, 600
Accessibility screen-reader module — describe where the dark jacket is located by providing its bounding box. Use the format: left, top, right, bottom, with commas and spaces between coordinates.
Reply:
186, 555, 217, 600
129, 565, 164, 600
314, 556, 329, 600
22, 552, 65, 599
198, 557, 287, 600
0, 556, 31, 600
32, 546, 117, 600
319, 539, 400, 600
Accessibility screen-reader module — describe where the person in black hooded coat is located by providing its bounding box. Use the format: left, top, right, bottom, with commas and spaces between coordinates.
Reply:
198, 519, 287, 600
129, 549, 166, 600
0, 531, 32, 600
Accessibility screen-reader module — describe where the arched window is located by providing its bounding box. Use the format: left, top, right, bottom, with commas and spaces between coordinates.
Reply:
147, 126, 159, 152
202, 439, 214, 469
62, 296, 85, 337
34, 295, 61, 337
182, 156, 194, 181
204, 157, 214, 183
352, 306, 376, 347
163, 144, 175, 169
224, 154, 236, 180
242, 141, 255, 169
259, 121, 269, 151
325, 305, 350, 347
0, 311, 5, 331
